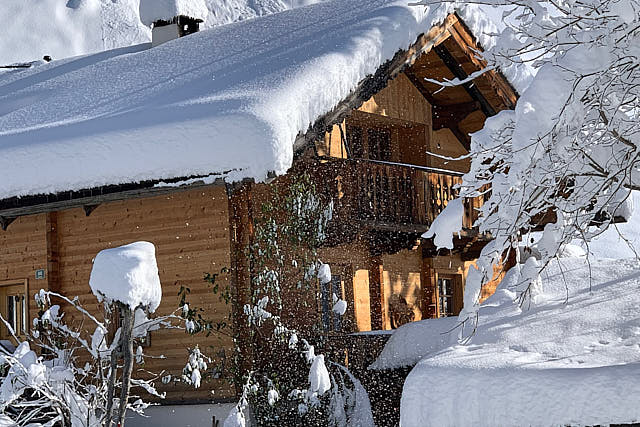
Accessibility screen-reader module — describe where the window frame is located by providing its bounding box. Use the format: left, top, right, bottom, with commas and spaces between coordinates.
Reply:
0, 279, 29, 340
435, 273, 462, 318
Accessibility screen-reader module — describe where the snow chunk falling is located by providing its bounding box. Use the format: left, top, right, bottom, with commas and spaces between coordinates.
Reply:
139, 0, 208, 27
318, 263, 331, 285
89, 242, 162, 312
422, 198, 464, 250
308, 354, 331, 396
332, 293, 347, 316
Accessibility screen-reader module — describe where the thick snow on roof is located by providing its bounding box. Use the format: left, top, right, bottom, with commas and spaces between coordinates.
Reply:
0, 1, 497, 200
89, 242, 162, 312
394, 256, 640, 426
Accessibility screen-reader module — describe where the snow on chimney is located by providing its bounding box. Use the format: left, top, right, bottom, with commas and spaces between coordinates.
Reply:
139, 0, 207, 47
151, 15, 204, 47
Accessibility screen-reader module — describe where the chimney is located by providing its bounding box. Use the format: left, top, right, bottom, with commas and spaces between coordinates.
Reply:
152, 15, 204, 47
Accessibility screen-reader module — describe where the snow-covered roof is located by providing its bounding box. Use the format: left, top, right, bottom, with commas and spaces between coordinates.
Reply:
0, 0, 498, 201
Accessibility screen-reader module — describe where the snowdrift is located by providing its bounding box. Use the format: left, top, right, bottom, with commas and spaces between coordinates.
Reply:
393, 257, 640, 426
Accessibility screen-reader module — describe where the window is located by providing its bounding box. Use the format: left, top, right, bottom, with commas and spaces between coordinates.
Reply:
437, 274, 462, 318
367, 128, 391, 161
0, 281, 28, 340
348, 126, 364, 158
321, 275, 343, 332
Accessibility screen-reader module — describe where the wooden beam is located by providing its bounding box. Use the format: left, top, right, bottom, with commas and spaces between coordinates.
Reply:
226, 181, 256, 392
405, 68, 474, 150
45, 212, 61, 293
448, 125, 472, 151
368, 256, 384, 331
432, 101, 480, 130
0, 176, 226, 220
82, 204, 100, 217
447, 20, 518, 108
433, 44, 497, 117
0, 216, 16, 231
404, 68, 440, 106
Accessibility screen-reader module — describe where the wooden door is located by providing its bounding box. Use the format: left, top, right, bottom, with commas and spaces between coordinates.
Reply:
0, 282, 28, 342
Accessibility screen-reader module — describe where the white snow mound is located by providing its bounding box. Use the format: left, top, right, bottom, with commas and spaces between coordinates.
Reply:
394, 257, 640, 426
89, 242, 162, 312
139, 0, 209, 26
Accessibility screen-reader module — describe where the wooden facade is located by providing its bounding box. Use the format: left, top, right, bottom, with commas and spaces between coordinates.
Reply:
0, 13, 520, 407
0, 188, 236, 402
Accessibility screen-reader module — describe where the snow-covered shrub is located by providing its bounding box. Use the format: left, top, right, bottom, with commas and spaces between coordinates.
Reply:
414, 0, 640, 338
0, 242, 226, 426
226, 173, 371, 426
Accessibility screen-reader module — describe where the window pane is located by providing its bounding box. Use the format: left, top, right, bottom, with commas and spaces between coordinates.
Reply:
348, 126, 364, 158
321, 281, 331, 331
21, 296, 26, 335
7, 296, 15, 333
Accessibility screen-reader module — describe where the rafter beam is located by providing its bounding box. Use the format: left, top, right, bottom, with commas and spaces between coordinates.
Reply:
433, 44, 496, 117
405, 69, 474, 150
83, 204, 100, 217
0, 216, 16, 231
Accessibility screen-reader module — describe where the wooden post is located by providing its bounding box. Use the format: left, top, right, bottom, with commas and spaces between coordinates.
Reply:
45, 212, 60, 294
368, 256, 384, 330
226, 181, 255, 392
421, 254, 438, 319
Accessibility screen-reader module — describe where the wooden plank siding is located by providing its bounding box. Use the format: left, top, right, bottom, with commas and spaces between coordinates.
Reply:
0, 186, 237, 403
316, 72, 432, 165
0, 214, 49, 339
57, 186, 235, 402
382, 248, 424, 330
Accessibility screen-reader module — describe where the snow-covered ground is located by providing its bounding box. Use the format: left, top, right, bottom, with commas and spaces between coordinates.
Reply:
378, 173, 640, 423
372, 194, 640, 426
127, 403, 235, 427
398, 256, 640, 426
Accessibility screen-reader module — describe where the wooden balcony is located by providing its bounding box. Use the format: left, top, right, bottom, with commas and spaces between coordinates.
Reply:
314, 158, 482, 239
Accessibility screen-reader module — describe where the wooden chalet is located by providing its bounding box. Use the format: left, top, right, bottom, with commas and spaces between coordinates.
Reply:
0, 7, 517, 416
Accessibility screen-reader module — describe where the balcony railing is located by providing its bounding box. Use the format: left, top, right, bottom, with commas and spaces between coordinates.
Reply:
315, 158, 481, 232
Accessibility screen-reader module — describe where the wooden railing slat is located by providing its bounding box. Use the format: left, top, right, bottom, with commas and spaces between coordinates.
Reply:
315, 159, 483, 231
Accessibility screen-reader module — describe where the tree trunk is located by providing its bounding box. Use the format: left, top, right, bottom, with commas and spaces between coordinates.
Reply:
115, 304, 135, 426
103, 305, 120, 427
104, 349, 119, 427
